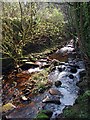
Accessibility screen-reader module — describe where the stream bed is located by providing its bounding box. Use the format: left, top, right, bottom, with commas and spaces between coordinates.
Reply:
2, 40, 86, 119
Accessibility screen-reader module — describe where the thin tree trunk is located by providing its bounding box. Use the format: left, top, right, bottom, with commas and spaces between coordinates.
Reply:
73, 3, 81, 47
79, 3, 85, 50
19, 1, 23, 30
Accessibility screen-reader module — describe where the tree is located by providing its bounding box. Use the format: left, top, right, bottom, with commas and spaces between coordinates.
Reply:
65, 2, 90, 57
1, 2, 65, 67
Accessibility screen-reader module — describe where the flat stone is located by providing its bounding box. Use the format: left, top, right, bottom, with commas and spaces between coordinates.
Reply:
55, 81, 62, 87
42, 96, 61, 105
49, 88, 62, 96
20, 95, 31, 104
21, 95, 28, 101
20, 63, 39, 70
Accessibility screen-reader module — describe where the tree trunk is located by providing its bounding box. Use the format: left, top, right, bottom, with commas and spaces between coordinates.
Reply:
79, 3, 85, 51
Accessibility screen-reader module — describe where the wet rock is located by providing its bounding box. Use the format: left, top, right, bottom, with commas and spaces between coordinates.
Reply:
38, 88, 45, 93
20, 95, 31, 104
55, 81, 62, 87
46, 81, 53, 88
68, 74, 74, 79
22, 89, 31, 96
42, 96, 61, 105
51, 59, 60, 66
40, 64, 50, 69
59, 62, 66, 65
20, 63, 39, 70
49, 52, 68, 62
50, 67, 56, 72
28, 67, 42, 73
70, 67, 77, 73
49, 88, 62, 96
58, 67, 62, 72
20, 95, 28, 101
39, 59, 48, 62
79, 70, 86, 78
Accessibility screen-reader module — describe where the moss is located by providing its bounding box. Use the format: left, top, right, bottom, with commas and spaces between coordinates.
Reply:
36, 110, 49, 120
63, 90, 90, 119
84, 90, 90, 97
32, 68, 50, 94
63, 107, 78, 118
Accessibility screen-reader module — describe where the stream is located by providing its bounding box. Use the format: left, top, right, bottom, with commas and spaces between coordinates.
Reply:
48, 59, 85, 118
2, 40, 86, 119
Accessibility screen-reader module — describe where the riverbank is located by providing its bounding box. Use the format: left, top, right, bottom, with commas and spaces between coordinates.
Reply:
2, 40, 90, 120
59, 56, 90, 119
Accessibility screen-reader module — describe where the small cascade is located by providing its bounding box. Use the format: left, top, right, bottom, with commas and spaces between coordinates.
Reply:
3, 40, 86, 119
48, 59, 85, 118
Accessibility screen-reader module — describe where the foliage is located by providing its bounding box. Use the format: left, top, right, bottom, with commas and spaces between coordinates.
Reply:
1, 2, 65, 66
35, 110, 49, 120
65, 2, 90, 57
32, 68, 49, 94
63, 90, 90, 119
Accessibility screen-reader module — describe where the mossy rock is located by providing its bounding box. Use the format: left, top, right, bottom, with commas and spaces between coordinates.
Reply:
36, 110, 50, 120
2, 103, 16, 113
63, 90, 90, 119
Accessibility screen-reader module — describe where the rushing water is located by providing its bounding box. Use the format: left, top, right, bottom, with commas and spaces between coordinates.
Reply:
4, 41, 86, 119
48, 59, 85, 118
